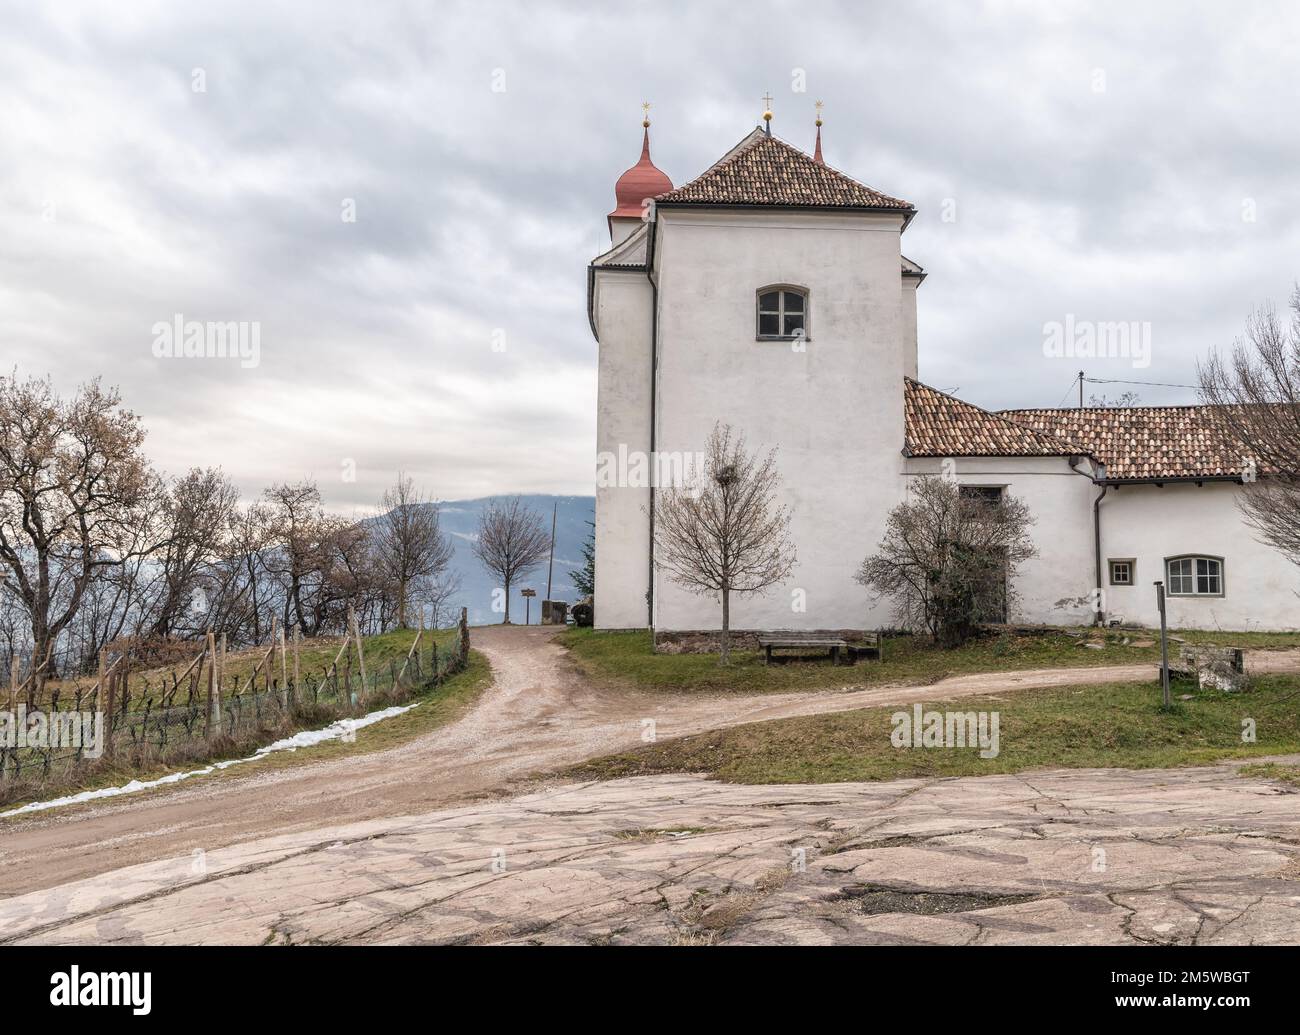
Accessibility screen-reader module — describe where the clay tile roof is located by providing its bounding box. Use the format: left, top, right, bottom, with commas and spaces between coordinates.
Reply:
999, 406, 1250, 481
904, 379, 1082, 459
655, 129, 913, 212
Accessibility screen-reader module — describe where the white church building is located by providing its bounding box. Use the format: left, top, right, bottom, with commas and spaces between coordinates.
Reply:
589, 113, 1300, 638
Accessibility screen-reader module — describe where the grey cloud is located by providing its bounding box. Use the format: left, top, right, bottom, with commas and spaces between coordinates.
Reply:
2, 0, 1298, 508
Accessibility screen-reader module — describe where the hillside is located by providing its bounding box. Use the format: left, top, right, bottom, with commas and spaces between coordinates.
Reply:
434, 494, 594, 625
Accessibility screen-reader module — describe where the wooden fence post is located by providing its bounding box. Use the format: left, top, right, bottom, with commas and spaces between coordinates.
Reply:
105, 652, 118, 760
349, 609, 368, 704
292, 626, 301, 705
205, 632, 218, 739
459, 607, 470, 666
279, 621, 289, 706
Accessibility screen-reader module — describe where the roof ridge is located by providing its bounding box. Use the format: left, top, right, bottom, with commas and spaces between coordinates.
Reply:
654, 127, 913, 211
764, 131, 909, 208
661, 127, 767, 197
907, 378, 1085, 455
1001, 404, 1222, 415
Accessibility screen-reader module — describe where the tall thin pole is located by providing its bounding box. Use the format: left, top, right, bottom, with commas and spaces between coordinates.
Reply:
1155, 580, 1171, 707
1078, 370, 1085, 408
546, 500, 557, 601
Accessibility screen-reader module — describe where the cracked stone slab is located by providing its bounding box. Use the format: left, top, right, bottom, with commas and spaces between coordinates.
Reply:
3, 761, 1300, 946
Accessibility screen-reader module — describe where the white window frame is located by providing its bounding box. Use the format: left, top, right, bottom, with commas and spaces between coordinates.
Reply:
1165, 555, 1224, 597
1108, 558, 1135, 586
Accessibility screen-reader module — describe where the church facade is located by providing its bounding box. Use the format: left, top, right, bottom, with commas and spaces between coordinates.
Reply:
589, 117, 1300, 636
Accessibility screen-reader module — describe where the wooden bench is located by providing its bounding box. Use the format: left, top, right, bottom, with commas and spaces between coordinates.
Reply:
757, 635, 848, 666
847, 631, 883, 663
756, 631, 885, 666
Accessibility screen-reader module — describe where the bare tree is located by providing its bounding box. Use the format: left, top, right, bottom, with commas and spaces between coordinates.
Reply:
1198, 286, 1300, 564
1087, 390, 1141, 408
472, 497, 550, 624
857, 476, 1035, 648
0, 374, 158, 690
261, 479, 327, 636
653, 423, 796, 664
148, 467, 239, 638
374, 474, 453, 628
415, 568, 463, 629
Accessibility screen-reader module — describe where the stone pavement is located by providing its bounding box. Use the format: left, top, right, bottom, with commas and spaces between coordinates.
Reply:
3, 757, 1299, 945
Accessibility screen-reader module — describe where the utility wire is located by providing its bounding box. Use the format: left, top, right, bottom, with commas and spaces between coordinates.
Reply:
1083, 376, 1198, 390
1055, 376, 1081, 408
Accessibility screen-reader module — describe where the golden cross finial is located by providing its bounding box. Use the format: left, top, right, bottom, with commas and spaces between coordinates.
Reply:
641, 100, 651, 127
762, 91, 774, 112
815, 99, 823, 126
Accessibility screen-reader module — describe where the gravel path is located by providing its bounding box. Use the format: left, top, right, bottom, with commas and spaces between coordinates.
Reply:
3, 626, 1298, 897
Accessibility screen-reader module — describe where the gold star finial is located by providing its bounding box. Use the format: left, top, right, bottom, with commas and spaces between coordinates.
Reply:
641, 100, 651, 128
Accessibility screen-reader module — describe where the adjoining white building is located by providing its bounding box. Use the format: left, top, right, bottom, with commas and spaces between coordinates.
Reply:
589, 114, 1300, 637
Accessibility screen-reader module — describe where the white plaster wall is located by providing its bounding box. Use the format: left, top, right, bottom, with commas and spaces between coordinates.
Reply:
651, 208, 911, 632
902, 457, 1098, 627
901, 278, 919, 381
1098, 481, 1300, 631
593, 269, 653, 629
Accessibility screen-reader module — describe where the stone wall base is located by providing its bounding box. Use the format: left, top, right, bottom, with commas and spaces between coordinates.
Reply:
652, 629, 871, 654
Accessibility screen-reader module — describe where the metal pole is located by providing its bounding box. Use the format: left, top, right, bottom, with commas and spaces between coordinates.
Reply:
546, 500, 557, 601
1155, 580, 1170, 707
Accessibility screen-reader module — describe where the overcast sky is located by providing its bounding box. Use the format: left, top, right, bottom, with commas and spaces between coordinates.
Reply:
3, 1, 1298, 512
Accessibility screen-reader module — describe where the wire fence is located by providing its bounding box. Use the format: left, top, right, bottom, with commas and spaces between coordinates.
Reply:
0, 610, 472, 797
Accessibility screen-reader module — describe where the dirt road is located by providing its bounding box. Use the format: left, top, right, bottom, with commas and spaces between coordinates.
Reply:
3, 626, 1298, 896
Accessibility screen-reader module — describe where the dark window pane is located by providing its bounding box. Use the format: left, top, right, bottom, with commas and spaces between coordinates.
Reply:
1197, 558, 1209, 576
960, 486, 1003, 504
759, 292, 780, 311
784, 314, 805, 337
783, 291, 805, 313
758, 312, 779, 336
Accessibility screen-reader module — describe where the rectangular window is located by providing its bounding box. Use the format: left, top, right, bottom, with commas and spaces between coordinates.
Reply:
757, 288, 809, 340
959, 485, 1004, 505
1166, 556, 1223, 596
1108, 559, 1134, 586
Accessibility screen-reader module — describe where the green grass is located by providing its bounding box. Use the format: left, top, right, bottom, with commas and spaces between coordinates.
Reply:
566, 673, 1300, 784
1237, 761, 1300, 787
559, 626, 1300, 695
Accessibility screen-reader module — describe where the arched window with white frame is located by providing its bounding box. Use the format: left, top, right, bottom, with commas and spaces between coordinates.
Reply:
756, 286, 809, 341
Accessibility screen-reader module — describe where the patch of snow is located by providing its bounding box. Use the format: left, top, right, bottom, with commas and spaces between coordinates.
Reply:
0, 703, 419, 820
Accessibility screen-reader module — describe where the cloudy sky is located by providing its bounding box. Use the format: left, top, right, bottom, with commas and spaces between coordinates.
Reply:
3, 1, 1298, 512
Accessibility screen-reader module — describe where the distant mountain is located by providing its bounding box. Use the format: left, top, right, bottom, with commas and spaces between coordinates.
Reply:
434, 495, 594, 626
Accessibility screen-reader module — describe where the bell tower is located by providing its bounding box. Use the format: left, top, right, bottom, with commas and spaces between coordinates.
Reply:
607, 103, 673, 245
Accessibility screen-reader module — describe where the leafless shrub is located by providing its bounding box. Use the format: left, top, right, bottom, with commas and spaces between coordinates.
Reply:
858, 476, 1036, 648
